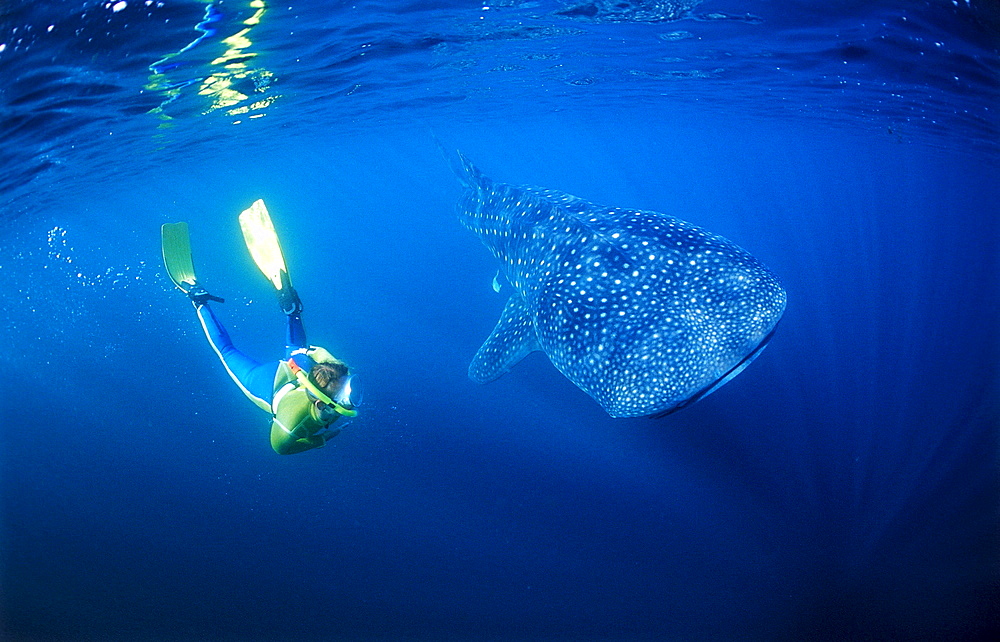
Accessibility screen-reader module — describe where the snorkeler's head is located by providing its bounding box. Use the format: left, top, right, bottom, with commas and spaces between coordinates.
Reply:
310, 360, 348, 395
309, 359, 359, 422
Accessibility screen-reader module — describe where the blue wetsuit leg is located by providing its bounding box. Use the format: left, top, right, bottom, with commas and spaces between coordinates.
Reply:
196, 302, 279, 407
286, 312, 307, 357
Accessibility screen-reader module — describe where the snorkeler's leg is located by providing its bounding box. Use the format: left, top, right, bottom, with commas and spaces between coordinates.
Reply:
286, 311, 307, 356
195, 302, 279, 410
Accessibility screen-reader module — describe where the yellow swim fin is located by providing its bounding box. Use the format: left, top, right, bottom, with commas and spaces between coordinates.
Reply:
162, 222, 225, 304
239, 199, 290, 291
161, 221, 198, 291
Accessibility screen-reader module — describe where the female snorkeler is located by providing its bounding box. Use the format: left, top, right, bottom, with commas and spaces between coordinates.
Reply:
161, 200, 360, 455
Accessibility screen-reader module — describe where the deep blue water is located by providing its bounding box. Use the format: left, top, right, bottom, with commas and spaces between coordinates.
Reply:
2, 1, 998, 640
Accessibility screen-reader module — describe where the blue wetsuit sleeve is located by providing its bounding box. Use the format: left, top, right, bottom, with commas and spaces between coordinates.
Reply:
195, 302, 280, 406
286, 312, 307, 357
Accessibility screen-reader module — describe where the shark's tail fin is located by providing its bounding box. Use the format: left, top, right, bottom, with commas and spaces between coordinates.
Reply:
455, 151, 485, 189
433, 136, 484, 189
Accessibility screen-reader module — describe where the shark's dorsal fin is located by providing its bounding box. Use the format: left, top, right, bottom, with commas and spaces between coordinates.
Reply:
469, 295, 540, 383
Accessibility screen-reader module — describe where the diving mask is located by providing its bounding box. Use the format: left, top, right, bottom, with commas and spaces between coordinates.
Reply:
334, 374, 364, 409
317, 375, 362, 423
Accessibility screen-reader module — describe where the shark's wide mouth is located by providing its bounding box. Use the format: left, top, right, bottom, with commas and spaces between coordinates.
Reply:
646, 324, 780, 419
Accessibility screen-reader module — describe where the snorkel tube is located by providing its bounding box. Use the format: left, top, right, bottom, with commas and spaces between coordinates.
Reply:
286, 359, 358, 418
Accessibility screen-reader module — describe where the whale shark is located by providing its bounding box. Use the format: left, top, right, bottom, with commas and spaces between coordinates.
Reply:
456, 154, 787, 418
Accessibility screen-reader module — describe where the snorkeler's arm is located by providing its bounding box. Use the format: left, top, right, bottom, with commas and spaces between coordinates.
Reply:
270, 417, 325, 455
271, 428, 324, 455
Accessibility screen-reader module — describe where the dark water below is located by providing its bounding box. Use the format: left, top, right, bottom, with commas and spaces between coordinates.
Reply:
1, 1, 998, 640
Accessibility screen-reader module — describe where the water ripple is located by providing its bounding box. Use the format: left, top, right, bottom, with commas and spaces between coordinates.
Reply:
0, 0, 997, 219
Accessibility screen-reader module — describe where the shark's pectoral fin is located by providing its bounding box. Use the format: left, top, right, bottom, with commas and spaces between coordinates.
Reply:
469, 295, 540, 383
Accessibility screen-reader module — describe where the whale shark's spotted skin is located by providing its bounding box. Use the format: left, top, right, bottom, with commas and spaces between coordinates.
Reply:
457, 155, 786, 418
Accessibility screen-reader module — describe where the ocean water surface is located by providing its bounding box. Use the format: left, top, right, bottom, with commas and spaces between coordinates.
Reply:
1, 1, 998, 640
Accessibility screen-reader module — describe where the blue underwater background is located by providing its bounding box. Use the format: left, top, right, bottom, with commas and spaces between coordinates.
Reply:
1, 1, 998, 640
